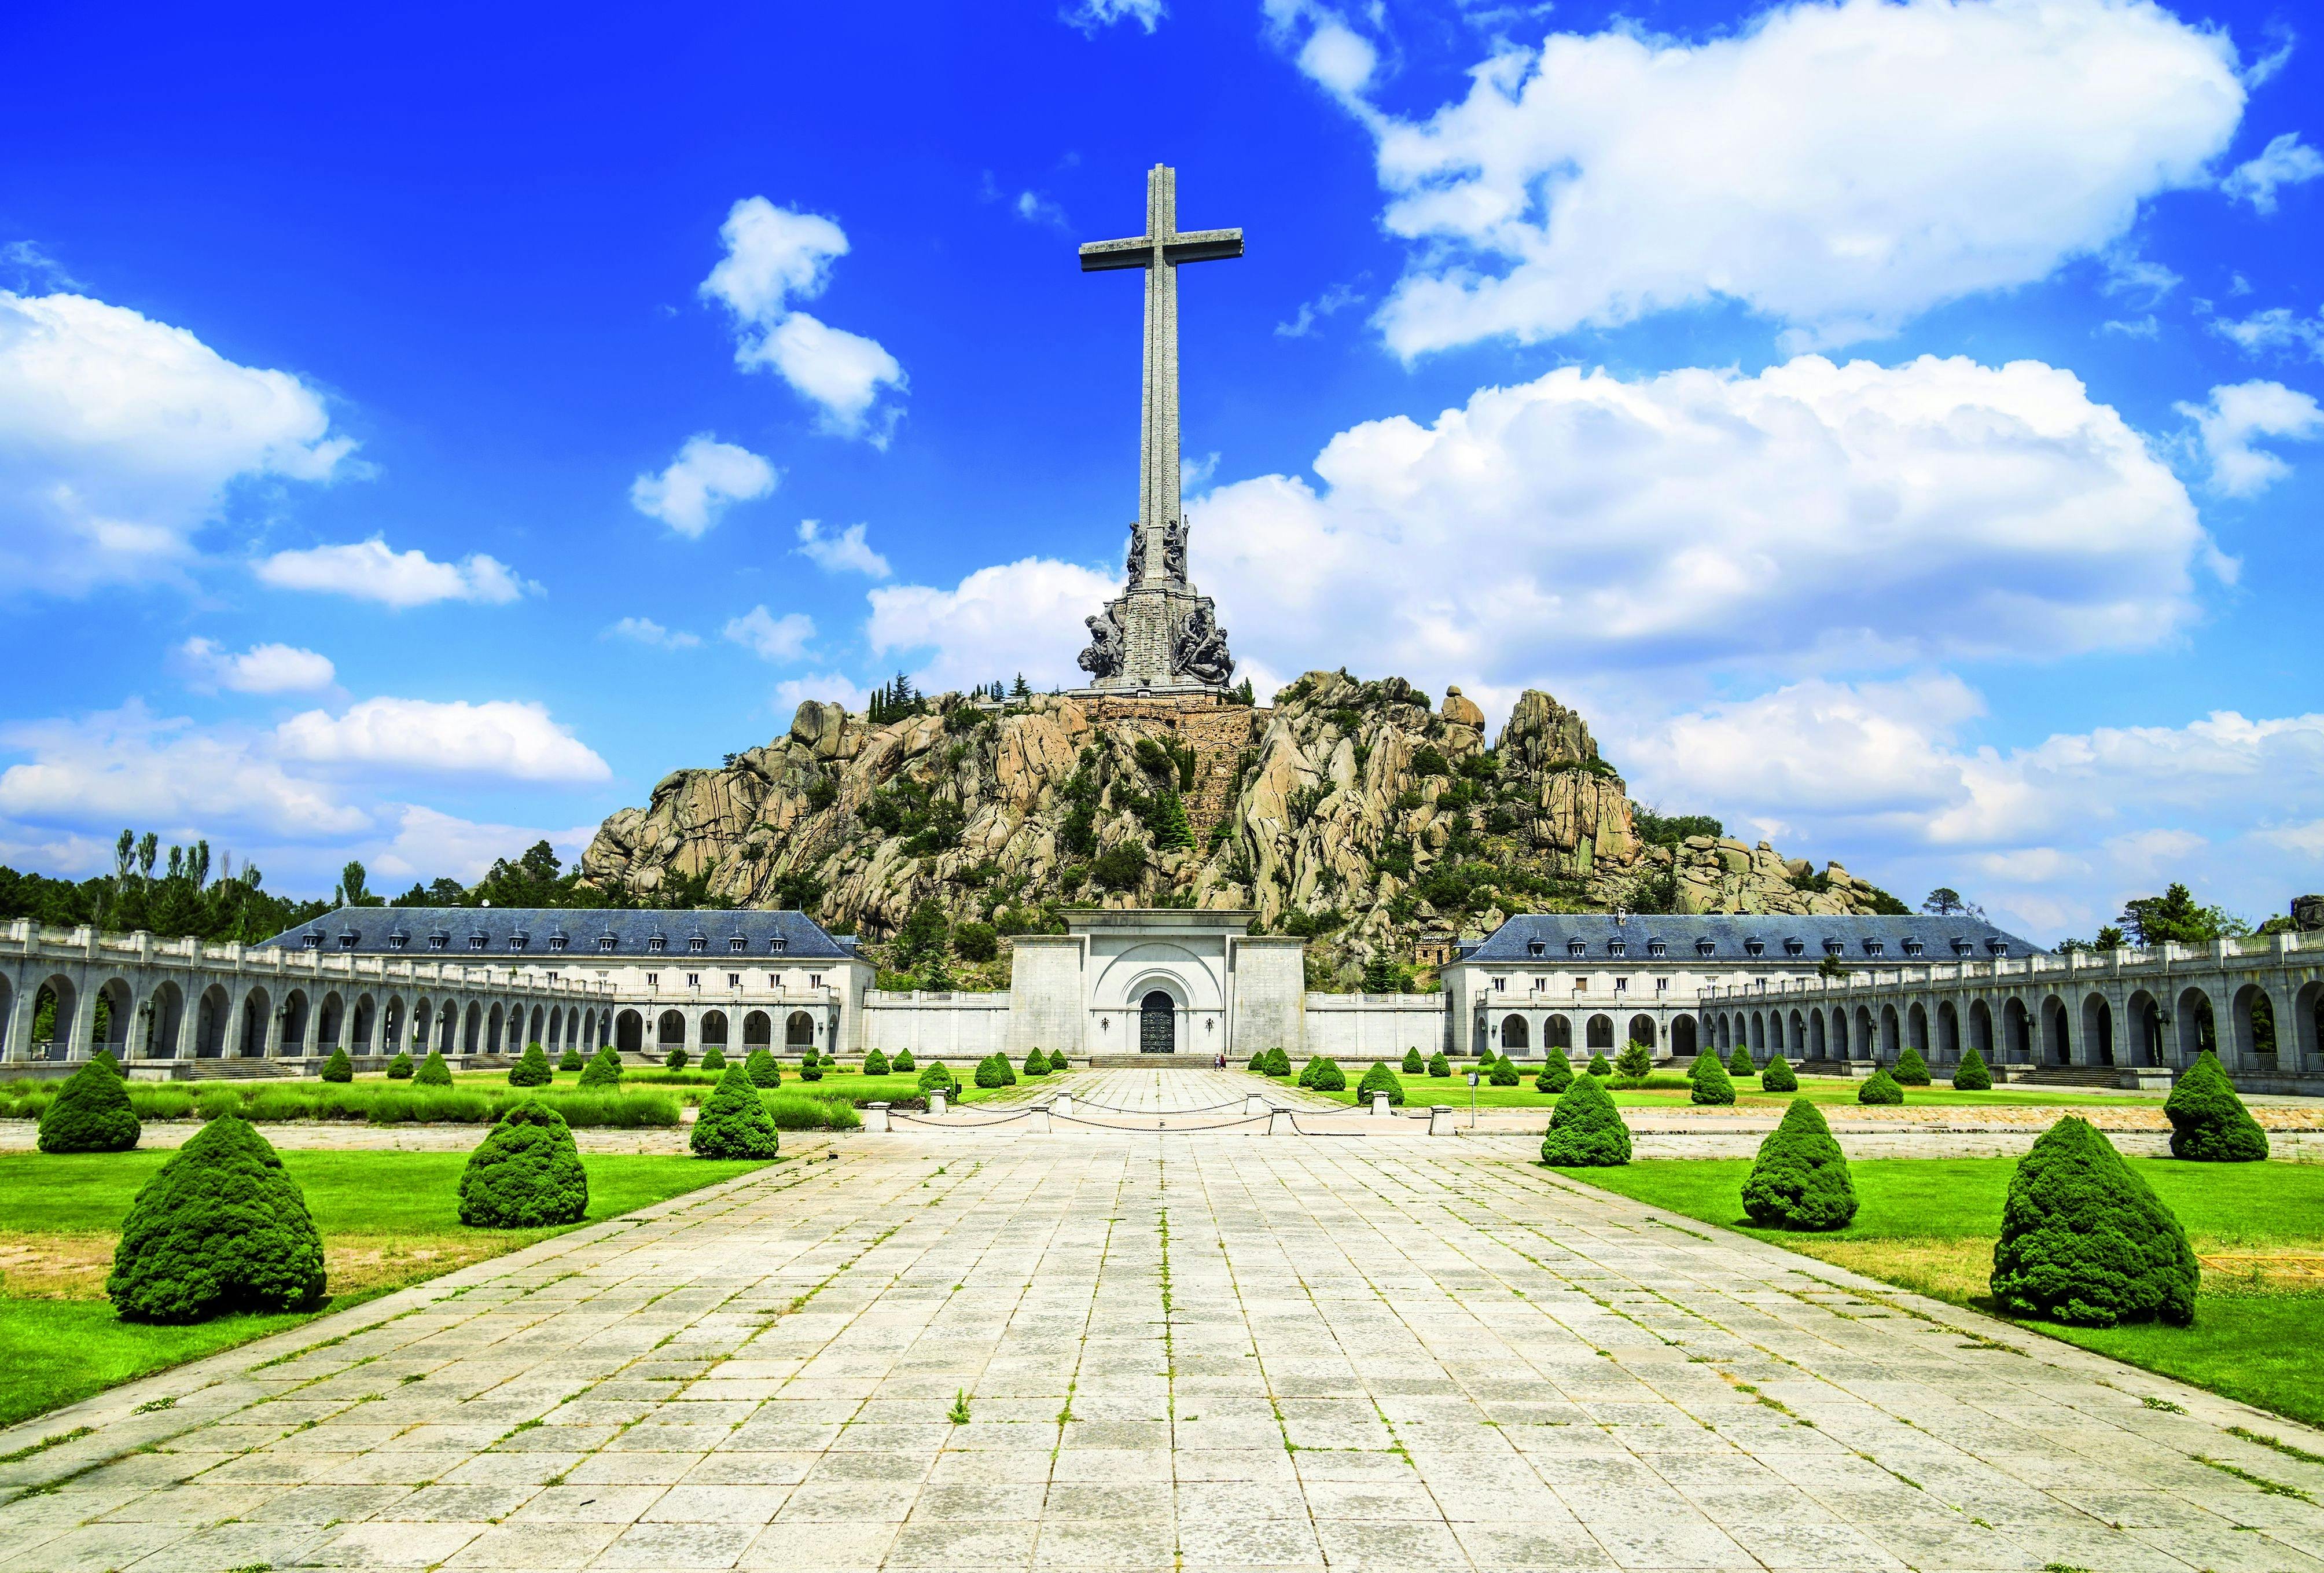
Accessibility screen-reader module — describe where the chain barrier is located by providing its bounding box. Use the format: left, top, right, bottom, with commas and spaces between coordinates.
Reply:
1050, 1111, 1274, 1133
891, 1108, 1037, 1130
1063, 1096, 1248, 1116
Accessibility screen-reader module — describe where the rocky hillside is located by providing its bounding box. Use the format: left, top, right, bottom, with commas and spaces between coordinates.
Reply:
579, 671, 1900, 986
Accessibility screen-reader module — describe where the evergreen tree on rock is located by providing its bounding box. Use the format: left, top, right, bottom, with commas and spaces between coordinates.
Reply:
387, 1050, 415, 1080
1760, 1054, 1798, 1093
1951, 1045, 1991, 1091
320, 1047, 354, 1083
690, 1065, 782, 1160
1689, 1053, 1735, 1106
1990, 1116, 2197, 1326
1534, 1054, 1572, 1094
459, 1102, 589, 1227
38, 1059, 141, 1153
1357, 1062, 1405, 1106
415, 1050, 453, 1087
108, 1116, 326, 1322
1741, 1100, 1858, 1230
2164, 1050, 2268, 1161
579, 1046, 623, 1088
1893, 1047, 1931, 1086
746, 1048, 779, 1087
508, 1044, 551, 1087
1857, 1068, 1903, 1104
1540, 1072, 1632, 1167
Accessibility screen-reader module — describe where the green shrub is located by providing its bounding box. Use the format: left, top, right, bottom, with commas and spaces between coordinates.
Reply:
108, 1116, 326, 1323
1990, 1116, 2197, 1326
1727, 1043, 1755, 1077
387, 1051, 414, 1080
1247, 1051, 1267, 1071
1402, 1048, 1425, 1075
1893, 1047, 1931, 1086
1356, 1063, 1405, 1106
91, 1048, 123, 1078
1857, 1068, 1903, 1105
508, 1044, 551, 1087
664, 1046, 689, 1070
37, 1060, 141, 1153
1428, 1052, 1451, 1078
1613, 1041, 1652, 1082
746, 1048, 779, 1087
2164, 1049, 2268, 1162
1261, 1047, 1292, 1076
1585, 1052, 1611, 1078
558, 1047, 584, 1072
767, 1093, 863, 1130
1488, 1056, 1520, 1086
1689, 1053, 1735, 1107
579, 1046, 623, 1088
863, 1048, 891, 1076
1539, 1073, 1631, 1166
1761, 1054, 1798, 1093
319, 1048, 354, 1083
1301, 1057, 1347, 1091
1534, 1054, 1572, 1093
975, 1053, 1016, 1089
690, 1065, 781, 1160
1741, 1100, 1857, 1230
917, 1061, 957, 1093
1023, 1048, 1049, 1077
799, 1047, 819, 1069
893, 1049, 915, 1072
700, 1046, 726, 1072
458, 1102, 588, 1227
954, 921, 999, 962
1951, 1045, 1991, 1091
415, 1050, 453, 1087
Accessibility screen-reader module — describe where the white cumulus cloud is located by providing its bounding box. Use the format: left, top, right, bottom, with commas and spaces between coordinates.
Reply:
796, 519, 891, 578
175, 638, 336, 694
2175, 380, 2324, 495
722, 605, 816, 661
367, 805, 598, 885
603, 616, 700, 649
274, 697, 610, 783
1191, 353, 2213, 688
868, 557, 1120, 694
771, 672, 872, 717
0, 290, 358, 592
2222, 131, 2324, 214
629, 433, 777, 538
700, 197, 906, 442
1275, 0, 2246, 354
255, 537, 536, 608
2211, 304, 2324, 360
1063, 0, 1165, 34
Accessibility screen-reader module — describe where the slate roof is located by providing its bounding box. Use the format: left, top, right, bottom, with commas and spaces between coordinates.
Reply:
1454, 912, 2044, 965
259, 907, 856, 961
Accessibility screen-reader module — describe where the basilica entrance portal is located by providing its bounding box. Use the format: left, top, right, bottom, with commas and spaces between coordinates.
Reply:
1139, 990, 1176, 1054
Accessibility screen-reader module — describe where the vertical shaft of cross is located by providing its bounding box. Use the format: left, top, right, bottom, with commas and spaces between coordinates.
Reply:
1139, 165, 1179, 587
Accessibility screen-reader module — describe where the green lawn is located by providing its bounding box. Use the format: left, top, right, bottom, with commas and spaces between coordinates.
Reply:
1293, 1069, 2163, 1111
0, 1148, 771, 1431
1551, 1156, 2324, 1428
451, 1066, 1027, 1105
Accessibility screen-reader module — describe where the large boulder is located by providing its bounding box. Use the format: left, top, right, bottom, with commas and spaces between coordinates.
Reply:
38, 1060, 141, 1153
2164, 1050, 2268, 1161
459, 1102, 589, 1227
790, 700, 853, 759
1741, 1100, 1858, 1230
108, 1116, 326, 1322
1990, 1116, 2197, 1326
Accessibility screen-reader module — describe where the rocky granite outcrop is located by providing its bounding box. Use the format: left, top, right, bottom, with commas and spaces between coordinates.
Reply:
580, 671, 1894, 982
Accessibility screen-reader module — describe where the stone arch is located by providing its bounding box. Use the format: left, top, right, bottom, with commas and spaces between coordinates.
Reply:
486, 1001, 505, 1056
1907, 1003, 1929, 1057
1810, 1009, 1826, 1060
1712, 1015, 1729, 1052
1747, 1013, 1764, 1053
318, 991, 345, 1053
786, 1010, 816, 1048
380, 994, 405, 1056
143, 979, 183, 1058
192, 982, 230, 1057
2003, 997, 2032, 1063
436, 999, 458, 1055
92, 975, 135, 1059
528, 1005, 545, 1048
1936, 1001, 1959, 1063
2082, 993, 2115, 1067
1500, 1014, 1529, 1050
31, 973, 77, 1059
1831, 1007, 1850, 1059
1141, 990, 1177, 1054
351, 993, 377, 1054
743, 1010, 771, 1048
1628, 1015, 1656, 1050
2294, 980, 2324, 1072
657, 1009, 686, 1049
1880, 1005, 1901, 1061
1545, 1014, 1572, 1050
1585, 1013, 1614, 1050
1769, 1012, 1786, 1054
2126, 990, 2163, 1067
1670, 1014, 1696, 1057
2231, 982, 2278, 1064
237, 984, 270, 1058
1855, 1006, 1877, 1060
2040, 994, 2071, 1065
457, 1001, 476, 1055
701, 1009, 729, 1048
1969, 998, 1994, 1060
617, 1008, 644, 1056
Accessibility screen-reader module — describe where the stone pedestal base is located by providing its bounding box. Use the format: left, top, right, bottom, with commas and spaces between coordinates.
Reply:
1076, 582, 1232, 694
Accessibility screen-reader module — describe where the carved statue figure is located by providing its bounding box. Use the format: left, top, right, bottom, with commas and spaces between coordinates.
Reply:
1171, 602, 1234, 686
1124, 523, 1145, 583
1078, 606, 1125, 680
1162, 516, 1186, 582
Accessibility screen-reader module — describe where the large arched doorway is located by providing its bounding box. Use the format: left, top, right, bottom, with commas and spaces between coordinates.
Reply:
617, 1009, 645, 1055
657, 1010, 687, 1052
2234, 984, 2278, 1065
1670, 1015, 1696, 1057
1546, 1015, 1572, 1051
1141, 990, 1175, 1054
2175, 988, 2216, 1063
1500, 1015, 1529, 1051
1586, 1014, 1614, 1050
2083, 994, 2115, 1067
1629, 1015, 1656, 1051
743, 1010, 771, 1048
786, 1010, 815, 1049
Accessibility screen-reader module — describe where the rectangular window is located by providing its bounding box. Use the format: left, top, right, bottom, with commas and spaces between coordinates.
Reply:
546, 972, 558, 984
1533, 976, 1547, 993
1614, 977, 1628, 993
727, 973, 741, 988
767, 973, 780, 989
1572, 977, 1584, 991
1492, 976, 1506, 991
1656, 977, 1669, 993
645, 972, 658, 988
808, 973, 823, 988
687, 973, 701, 988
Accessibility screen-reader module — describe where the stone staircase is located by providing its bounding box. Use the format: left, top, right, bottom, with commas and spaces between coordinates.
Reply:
184, 1059, 300, 1080
2007, 1064, 2132, 1089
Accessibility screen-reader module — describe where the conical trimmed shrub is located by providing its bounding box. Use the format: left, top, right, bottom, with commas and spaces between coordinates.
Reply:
1586, 1051, 1612, 1078
746, 1047, 779, 1087
1488, 1055, 1520, 1086
1023, 1048, 1049, 1076
799, 1053, 823, 1081
1990, 1116, 2197, 1326
415, 1049, 453, 1086
320, 1047, 354, 1084
1262, 1047, 1292, 1076
1689, 1053, 1735, 1106
975, 1052, 1017, 1088
1893, 1048, 1931, 1086
37, 1059, 141, 1153
917, 1060, 956, 1094
2165, 1050, 2268, 1162
92, 1049, 123, 1078
1246, 1050, 1267, 1071
1534, 1054, 1572, 1093
508, 1043, 550, 1087
701, 1046, 726, 1072
1356, 1062, 1405, 1106
1728, 1043, 1755, 1077
108, 1116, 326, 1322
387, 1050, 415, 1080
1301, 1057, 1347, 1091
1857, 1068, 1903, 1104
1540, 1072, 1631, 1166
579, 1045, 623, 1088
1741, 1100, 1857, 1230
863, 1048, 890, 1076
558, 1046, 584, 1072
1428, 1051, 1451, 1077
1402, 1048, 1425, 1075
1951, 1045, 1991, 1091
690, 1065, 781, 1159
459, 1102, 588, 1227
1760, 1054, 1798, 1093
893, 1049, 915, 1072
664, 1046, 689, 1070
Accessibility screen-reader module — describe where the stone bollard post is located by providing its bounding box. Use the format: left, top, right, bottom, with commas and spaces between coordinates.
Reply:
1371, 1092, 1391, 1117
929, 1090, 947, 1115
1428, 1105, 1456, 1135
864, 1101, 890, 1134
1244, 1091, 1269, 1117
1054, 1092, 1075, 1117
1268, 1109, 1295, 1135
1028, 1105, 1052, 1134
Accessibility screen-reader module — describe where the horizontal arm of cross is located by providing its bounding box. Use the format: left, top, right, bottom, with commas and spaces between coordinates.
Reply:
1078, 228, 1245, 271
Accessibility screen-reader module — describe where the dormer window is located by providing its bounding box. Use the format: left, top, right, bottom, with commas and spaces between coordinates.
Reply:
1696, 939, 1716, 957
1903, 939, 1924, 957
1648, 940, 1667, 958
648, 935, 665, 954
1745, 939, 1766, 957
469, 933, 488, 951
508, 933, 528, 952
1567, 940, 1586, 957
1823, 939, 1844, 956
428, 932, 448, 951
729, 936, 747, 953
1952, 937, 1973, 955
549, 932, 567, 952
388, 931, 409, 951
1987, 939, 2009, 956
768, 934, 788, 953
688, 935, 707, 953
1784, 939, 1804, 957
597, 932, 616, 951
300, 932, 322, 950
1527, 940, 1546, 958
1863, 939, 1885, 957
1608, 940, 1627, 957
338, 931, 358, 950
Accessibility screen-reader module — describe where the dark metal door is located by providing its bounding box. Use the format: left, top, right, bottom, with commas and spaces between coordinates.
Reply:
1139, 991, 1175, 1054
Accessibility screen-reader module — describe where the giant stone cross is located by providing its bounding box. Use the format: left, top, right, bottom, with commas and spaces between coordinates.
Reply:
1072, 165, 1240, 695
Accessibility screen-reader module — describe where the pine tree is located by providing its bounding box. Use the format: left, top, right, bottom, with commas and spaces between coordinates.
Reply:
1742, 1100, 1858, 1230
1011, 673, 1031, 699
1362, 953, 1398, 994
1990, 1117, 2197, 1325
1951, 1045, 1992, 1091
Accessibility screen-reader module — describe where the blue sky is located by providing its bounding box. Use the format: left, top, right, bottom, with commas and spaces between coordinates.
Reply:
2, 0, 2319, 940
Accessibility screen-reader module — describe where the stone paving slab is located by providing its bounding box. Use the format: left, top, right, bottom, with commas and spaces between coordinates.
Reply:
4, 1071, 2323, 1571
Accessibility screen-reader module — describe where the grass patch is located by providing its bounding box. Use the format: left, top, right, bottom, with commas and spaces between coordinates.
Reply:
451, 1066, 1021, 1107
1552, 1156, 2324, 1429
1309, 1071, 2162, 1111
0, 1079, 681, 1128
0, 1149, 770, 1429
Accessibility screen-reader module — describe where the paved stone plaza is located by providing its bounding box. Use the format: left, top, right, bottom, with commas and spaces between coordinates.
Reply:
3, 1070, 2322, 1571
